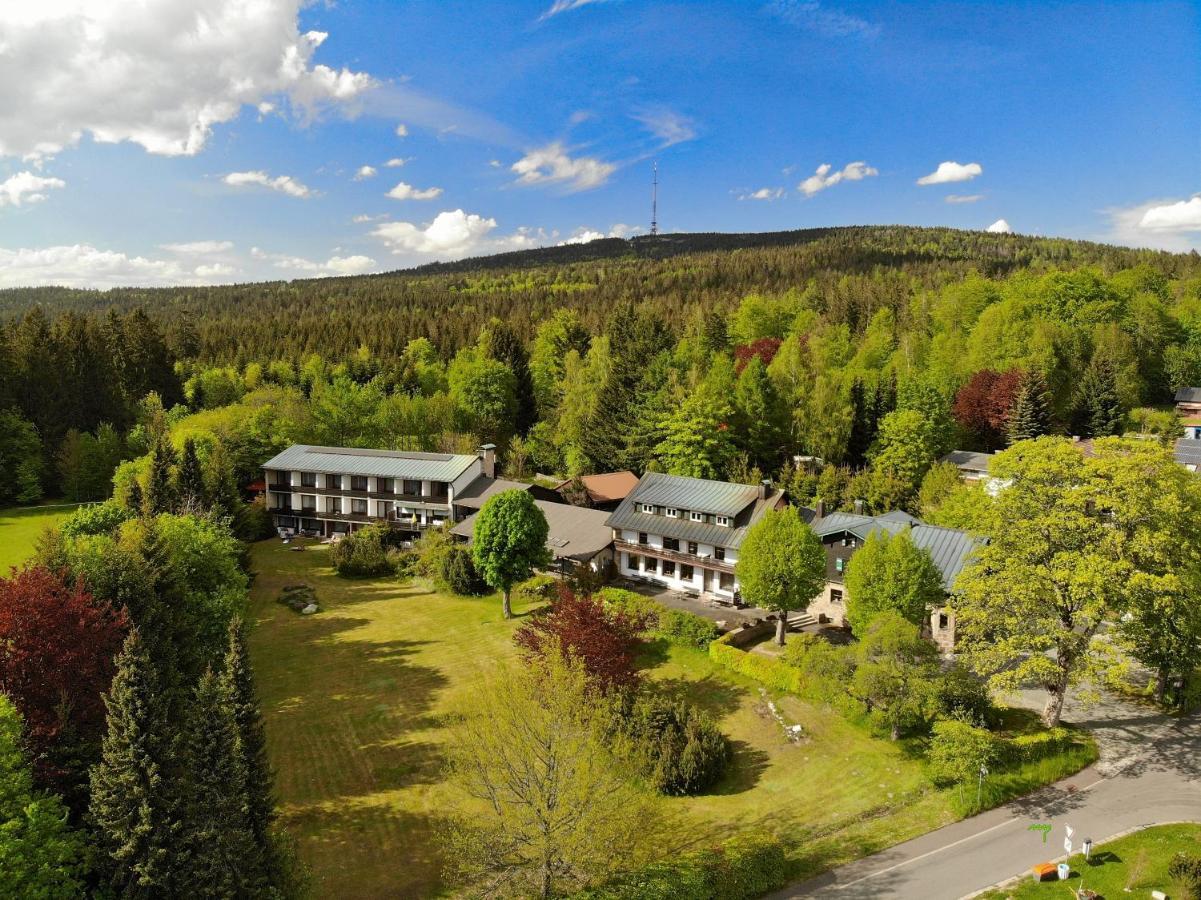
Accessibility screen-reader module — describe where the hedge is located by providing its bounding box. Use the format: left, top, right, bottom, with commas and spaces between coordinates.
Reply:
574, 835, 788, 900
597, 588, 720, 650
1000, 727, 1077, 764
709, 634, 804, 694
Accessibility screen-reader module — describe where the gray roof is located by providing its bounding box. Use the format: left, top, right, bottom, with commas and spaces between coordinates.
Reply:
1176, 387, 1201, 403
939, 450, 994, 473
453, 476, 533, 510
1176, 438, 1201, 468
451, 499, 613, 563
262, 445, 477, 482
811, 511, 982, 592
605, 471, 783, 549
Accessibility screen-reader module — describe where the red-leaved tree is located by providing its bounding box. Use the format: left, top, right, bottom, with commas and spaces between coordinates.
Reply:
0, 566, 128, 785
514, 586, 642, 691
953, 368, 1024, 451
734, 337, 784, 374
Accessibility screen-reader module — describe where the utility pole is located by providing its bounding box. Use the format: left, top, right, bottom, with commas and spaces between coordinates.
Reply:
650, 161, 658, 236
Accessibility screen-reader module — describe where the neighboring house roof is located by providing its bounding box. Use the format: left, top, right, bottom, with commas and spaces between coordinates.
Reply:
1176, 387, 1201, 404
554, 470, 640, 505
605, 471, 784, 549
939, 450, 994, 473
262, 445, 477, 482
811, 511, 982, 592
451, 499, 614, 563
1175, 438, 1201, 469
453, 476, 533, 510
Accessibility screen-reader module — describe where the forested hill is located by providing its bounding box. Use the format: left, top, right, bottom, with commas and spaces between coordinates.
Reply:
2, 225, 1198, 363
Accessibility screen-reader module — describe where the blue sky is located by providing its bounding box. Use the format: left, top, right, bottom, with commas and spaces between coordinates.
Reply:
0, 0, 1198, 287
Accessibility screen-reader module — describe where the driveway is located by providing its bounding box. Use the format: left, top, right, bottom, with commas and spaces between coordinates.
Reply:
770, 688, 1201, 900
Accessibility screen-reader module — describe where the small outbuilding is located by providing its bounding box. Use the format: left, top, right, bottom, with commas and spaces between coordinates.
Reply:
450, 498, 616, 574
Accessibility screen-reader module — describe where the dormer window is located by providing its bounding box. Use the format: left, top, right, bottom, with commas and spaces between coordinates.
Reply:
715, 515, 731, 527
641, 503, 656, 515
665, 508, 679, 518
690, 511, 704, 523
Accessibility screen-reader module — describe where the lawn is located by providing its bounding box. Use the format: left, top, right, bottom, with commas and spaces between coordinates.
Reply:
0, 503, 82, 572
979, 823, 1201, 898
245, 540, 1091, 898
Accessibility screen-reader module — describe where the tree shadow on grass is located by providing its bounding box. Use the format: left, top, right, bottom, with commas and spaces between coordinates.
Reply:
650, 674, 748, 720
708, 738, 772, 796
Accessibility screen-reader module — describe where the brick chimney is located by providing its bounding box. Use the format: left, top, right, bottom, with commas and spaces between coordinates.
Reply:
814, 498, 826, 520
758, 478, 771, 500
853, 498, 865, 515
478, 443, 496, 479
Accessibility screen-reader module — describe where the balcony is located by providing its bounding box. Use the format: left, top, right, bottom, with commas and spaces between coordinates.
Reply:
613, 539, 734, 574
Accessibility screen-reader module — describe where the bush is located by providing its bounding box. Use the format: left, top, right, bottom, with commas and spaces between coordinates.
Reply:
609, 693, 730, 795
59, 500, 132, 538
330, 522, 396, 578
390, 549, 419, 578
1169, 853, 1201, 900
926, 719, 998, 793
235, 494, 275, 541
575, 835, 788, 900
598, 588, 659, 627
513, 573, 557, 605
933, 664, 995, 728
656, 609, 721, 649
709, 635, 804, 693
1000, 727, 1075, 765
412, 527, 455, 579
440, 546, 489, 596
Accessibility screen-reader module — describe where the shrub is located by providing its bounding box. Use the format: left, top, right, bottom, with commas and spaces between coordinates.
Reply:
513, 573, 557, 605
235, 494, 275, 541
413, 527, 455, 579
575, 835, 788, 900
926, 719, 998, 795
440, 546, 489, 596
598, 588, 659, 627
655, 609, 721, 649
608, 693, 730, 795
1169, 853, 1201, 900
709, 635, 804, 693
933, 664, 995, 728
515, 588, 641, 691
1001, 727, 1075, 765
330, 523, 396, 578
390, 549, 419, 579
59, 500, 132, 538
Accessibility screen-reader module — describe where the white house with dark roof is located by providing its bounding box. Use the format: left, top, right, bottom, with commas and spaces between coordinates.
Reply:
605, 471, 787, 602
262, 444, 496, 538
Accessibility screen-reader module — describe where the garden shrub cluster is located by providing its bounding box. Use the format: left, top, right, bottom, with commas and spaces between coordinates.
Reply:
709, 634, 804, 693
59, 500, 133, 539
513, 573, 557, 604
1000, 727, 1076, 764
606, 692, 730, 795
575, 835, 788, 900
597, 588, 720, 649
330, 522, 400, 577
440, 546, 489, 596
1169, 853, 1201, 900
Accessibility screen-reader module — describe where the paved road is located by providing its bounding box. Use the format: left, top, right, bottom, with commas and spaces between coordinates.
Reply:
771, 690, 1201, 900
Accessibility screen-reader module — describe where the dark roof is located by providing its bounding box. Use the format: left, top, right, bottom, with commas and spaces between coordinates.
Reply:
262, 445, 477, 482
453, 476, 533, 510
451, 499, 613, 562
554, 471, 640, 505
939, 450, 994, 472
810, 511, 982, 592
605, 471, 784, 549
1176, 438, 1201, 468
1176, 387, 1201, 404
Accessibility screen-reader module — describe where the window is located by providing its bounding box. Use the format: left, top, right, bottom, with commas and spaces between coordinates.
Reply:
715, 515, 731, 527
830, 589, 843, 604
644, 557, 658, 573
641, 503, 656, 514
938, 613, 949, 630
638, 532, 648, 545
327, 498, 342, 514
662, 560, 676, 578
377, 501, 392, 518
663, 537, 680, 552
378, 478, 395, 494
325, 474, 341, 490
626, 554, 640, 571
352, 498, 367, 514
680, 564, 694, 581
301, 472, 316, 487
714, 546, 725, 561
688, 541, 698, 555
351, 476, 368, 492
835, 558, 844, 573
301, 496, 316, 512
690, 511, 704, 523
719, 572, 735, 591
665, 508, 679, 518
403, 479, 422, 497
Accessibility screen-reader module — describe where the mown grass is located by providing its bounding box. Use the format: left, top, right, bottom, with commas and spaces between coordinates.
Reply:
0, 503, 82, 572
245, 541, 1097, 898
979, 823, 1201, 898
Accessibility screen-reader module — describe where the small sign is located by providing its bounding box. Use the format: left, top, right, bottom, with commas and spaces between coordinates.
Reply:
1065, 824, 1074, 838
1064, 837, 1073, 854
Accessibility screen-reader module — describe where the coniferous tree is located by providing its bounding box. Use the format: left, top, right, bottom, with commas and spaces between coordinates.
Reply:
90, 630, 180, 897
144, 435, 177, 515
1006, 370, 1052, 444
733, 356, 786, 470
484, 320, 537, 436
847, 378, 874, 467
126, 478, 144, 516
204, 439, 242, 520
177, 437, 206, 511
1075, 357, 1124, 438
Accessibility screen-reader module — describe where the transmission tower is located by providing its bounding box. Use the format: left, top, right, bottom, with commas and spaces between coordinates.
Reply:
650, 161, 658, 236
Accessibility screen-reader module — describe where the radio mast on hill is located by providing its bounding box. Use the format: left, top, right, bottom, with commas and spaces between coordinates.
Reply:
650, 161, 658, 236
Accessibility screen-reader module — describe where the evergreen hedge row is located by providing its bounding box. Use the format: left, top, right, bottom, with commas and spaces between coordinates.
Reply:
708, 633, 804, 693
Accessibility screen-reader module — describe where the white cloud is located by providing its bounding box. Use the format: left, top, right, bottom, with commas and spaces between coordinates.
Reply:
352, 213, 389, 224
917, 161, 983, 186
194, 262, 236, 278
223, 170, 314, 198
386, 181, 444, 201
739, 187, 785, 201
1138, 196, 1201, 232
608, 223, 642, 238
945, 193, 983, 204
252, 247, 378, 276
0, 1, 373, 159
372, 209, 498, 257
986, 218, 1012, 233
384, 157, 408, 168
0, 171, 66, 207
558, 223, 642, 245
798, 161, 878, 197
540, 0, 615, 19
1104, 196, 1201, 251
160, 240, 234, 254
511, 142, 616, 192
354, 165, 377, 180
0, 243, 223, 288
767, 1, 881, 39
489, 159, 502, 168
395, 123, 409, 137
562, 229, 606, 245
630, 106, 698, 147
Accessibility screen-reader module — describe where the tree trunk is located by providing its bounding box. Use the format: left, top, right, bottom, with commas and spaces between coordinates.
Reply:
775, 609, 788, 646
890, 724, 900, 741
502, 587, 512, 620
1042, 667, 1071, 727
1155, 668, 1168, 706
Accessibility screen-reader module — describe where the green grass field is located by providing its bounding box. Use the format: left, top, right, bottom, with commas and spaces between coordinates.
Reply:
244, 540, 1093, 898
980, 823, 1201, 898
0, 503, 82, 572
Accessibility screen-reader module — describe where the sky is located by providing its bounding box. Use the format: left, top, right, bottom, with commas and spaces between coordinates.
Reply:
0, 0, 1198, 289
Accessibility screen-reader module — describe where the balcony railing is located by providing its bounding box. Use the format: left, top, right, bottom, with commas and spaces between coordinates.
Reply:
267, 484, 449, 505
613, 539, 734, 574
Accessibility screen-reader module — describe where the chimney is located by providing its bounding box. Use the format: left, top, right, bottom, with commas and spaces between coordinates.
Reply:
478, 443, 496, 480
814, 499, 826, 520
853, 499, 865, 515
758, 478, 770, 500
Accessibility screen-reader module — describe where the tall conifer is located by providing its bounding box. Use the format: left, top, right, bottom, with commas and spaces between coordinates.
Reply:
177, 437, 206, 511
144, 436, 177, 515
1006, 370, 1052, 444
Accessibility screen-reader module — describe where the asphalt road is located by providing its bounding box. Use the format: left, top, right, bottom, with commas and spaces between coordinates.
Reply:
770, 690, 1201, 900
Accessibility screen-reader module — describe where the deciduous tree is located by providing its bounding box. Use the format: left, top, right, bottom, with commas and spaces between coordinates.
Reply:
849, 612, 939, 740
843, 527, 944, 634
514, 588, 641, 691
472, 490, 551, 619
736, 507, 826, 645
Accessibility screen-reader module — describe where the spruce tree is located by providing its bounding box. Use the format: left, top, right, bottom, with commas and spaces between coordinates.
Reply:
89, 630, 180, 897
126, 478, 143, 516
847, 378, 874, 467
177, 437, 206, 511
1006, 370, 1052, 444
177, 667, 263, 897
144, 435, 177, 515
204, 439, 242, 521
1076, 358, 1124, 438
484, 320, 537, 437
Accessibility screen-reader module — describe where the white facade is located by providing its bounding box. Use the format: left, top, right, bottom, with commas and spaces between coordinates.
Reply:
615, 527, 740, 599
